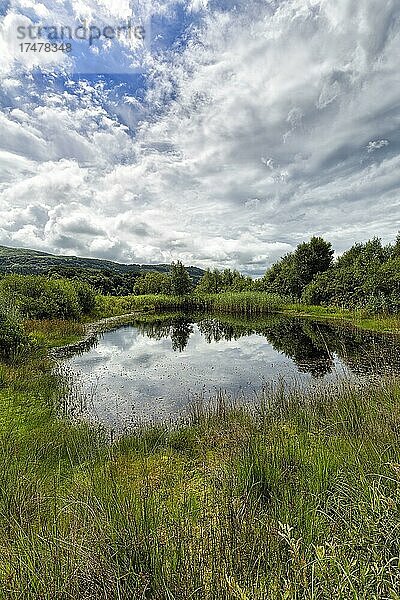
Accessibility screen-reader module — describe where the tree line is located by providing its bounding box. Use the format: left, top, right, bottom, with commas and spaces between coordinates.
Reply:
261, 234, 400, 313
133, 234, 400, 315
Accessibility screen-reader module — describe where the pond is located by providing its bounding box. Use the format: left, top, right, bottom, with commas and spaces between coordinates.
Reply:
62, 313, 400, 430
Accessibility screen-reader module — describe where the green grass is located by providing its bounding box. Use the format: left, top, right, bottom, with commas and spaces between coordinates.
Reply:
281, 302, 400, 333
3, 293, 398, 595
24, 319, 85, 348
0, 346, 400, 597
94, 293, 400, 335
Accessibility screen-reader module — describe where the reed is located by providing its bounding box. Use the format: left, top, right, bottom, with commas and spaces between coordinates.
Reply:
0, 354, 399, 598
96, 291, 286, 319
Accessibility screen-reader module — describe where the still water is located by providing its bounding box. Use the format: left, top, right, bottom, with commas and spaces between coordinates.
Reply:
63, 314, 400, 430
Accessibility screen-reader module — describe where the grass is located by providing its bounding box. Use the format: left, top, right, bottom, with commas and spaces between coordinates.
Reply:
24, 319, 85, 348
0, 345, 400, 597
281, 302, 400, 333
2, 293, 399, 596
95, 292, 286, 319
94, 292, 400, 335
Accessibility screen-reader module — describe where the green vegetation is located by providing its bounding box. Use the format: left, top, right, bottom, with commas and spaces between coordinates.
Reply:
0, 276, 95, 359
2, 234, 400, 318
302, 239, 400, 313
0, 265, 399, 595
133, 271, 173, 295
196, 268, 253, 294
262, 234, 400, 315
0, 350, 399, 597
278, 303, 400, 333
95, 291, 286, 319
95, 292, 400, 334
262, 236, 334, 298
0, 245, 204, 295
24, 319, 85, 348
132, 261, 194, 296
0, 298, 30, 362
0, 275, 96, 321
170, 260, 194, 296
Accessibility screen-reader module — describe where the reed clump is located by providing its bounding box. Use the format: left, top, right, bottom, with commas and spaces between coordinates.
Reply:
96, 291, 286, 319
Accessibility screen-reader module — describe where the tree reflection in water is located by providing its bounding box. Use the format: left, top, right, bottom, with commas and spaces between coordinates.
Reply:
127, 314, 400, 378
134, 317, 193, 353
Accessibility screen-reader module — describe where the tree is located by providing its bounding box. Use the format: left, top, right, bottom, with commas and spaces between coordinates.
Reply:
392, 232, 400, 258
196, 269, 219, 294
336, 237, 389, 270
170, 261, 193, 296
0, 275, 95, 319
302, 235, 400, 313
262, 236, 333, 299
293, 236, 334, 289
0, 297, 30, 362
196, 268, 253, 294
133, 272, 172, 295
262, 253, 301, 298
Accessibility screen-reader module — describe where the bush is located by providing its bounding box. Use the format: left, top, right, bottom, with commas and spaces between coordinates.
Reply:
72, 281, 97, 315
133, 272, 172, 296
0, 298, 30, 361
0, 276, 95, 320
302, 256, 400, 314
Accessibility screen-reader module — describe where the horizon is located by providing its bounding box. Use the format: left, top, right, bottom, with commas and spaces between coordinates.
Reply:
1, 230, 398, 279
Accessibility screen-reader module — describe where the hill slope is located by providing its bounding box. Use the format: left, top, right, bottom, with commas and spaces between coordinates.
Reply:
0, 245, 205, 283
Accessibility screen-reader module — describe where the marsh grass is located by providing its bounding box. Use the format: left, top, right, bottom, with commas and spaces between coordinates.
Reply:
24, 319, 85, 348
0, 349, 399, 598
96, 292, 286, 319
96, 292, 400, 335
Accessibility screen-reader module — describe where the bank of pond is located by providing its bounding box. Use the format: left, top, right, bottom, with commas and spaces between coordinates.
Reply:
54, 311, 400, 432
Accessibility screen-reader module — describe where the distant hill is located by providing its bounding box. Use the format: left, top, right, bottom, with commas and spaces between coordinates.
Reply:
0, 245, 205, 285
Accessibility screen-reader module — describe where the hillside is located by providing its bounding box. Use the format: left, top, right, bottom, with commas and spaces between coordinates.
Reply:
0, 245, 205, 294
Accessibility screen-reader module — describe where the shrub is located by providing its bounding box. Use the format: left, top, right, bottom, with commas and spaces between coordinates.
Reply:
133, 272, 172, 296
0, 298, 30, 361
72, 281, 97, 315
0, 276, 95, 320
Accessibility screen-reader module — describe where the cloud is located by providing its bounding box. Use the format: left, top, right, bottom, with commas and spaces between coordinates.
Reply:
367, 139, 390, 153
0, 0, 400, 275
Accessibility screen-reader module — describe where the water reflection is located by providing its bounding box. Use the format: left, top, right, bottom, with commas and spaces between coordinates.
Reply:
130, 314, 400, 378
63, 313, 400, 429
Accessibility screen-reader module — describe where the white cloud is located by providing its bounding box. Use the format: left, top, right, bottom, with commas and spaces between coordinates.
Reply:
0, 0, 400, 275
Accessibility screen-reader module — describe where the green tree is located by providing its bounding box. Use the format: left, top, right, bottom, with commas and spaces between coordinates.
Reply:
293, 236, 334, 290
133, 272, 172, 295
0, 297, 30, 361
73, 281, 97, 315
170, 261, 193, 296
302, 235, 400, 313
263, 236, 333, 299
0, 275, 94, 320
392, 232, 400, 258
196, 268, 254, 294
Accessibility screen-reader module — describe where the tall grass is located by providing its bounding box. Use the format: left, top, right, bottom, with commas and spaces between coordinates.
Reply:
24, 319, 85, 348
95, 292, 400, 335
0, 355, 399, 597
96, 291, 286, 319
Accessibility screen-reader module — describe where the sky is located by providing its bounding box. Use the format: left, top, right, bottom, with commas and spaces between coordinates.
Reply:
0, 0, 399, 276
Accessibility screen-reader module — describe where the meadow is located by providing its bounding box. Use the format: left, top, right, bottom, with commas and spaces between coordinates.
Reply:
0, 276, 400, 598
0, 352, 399, 598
